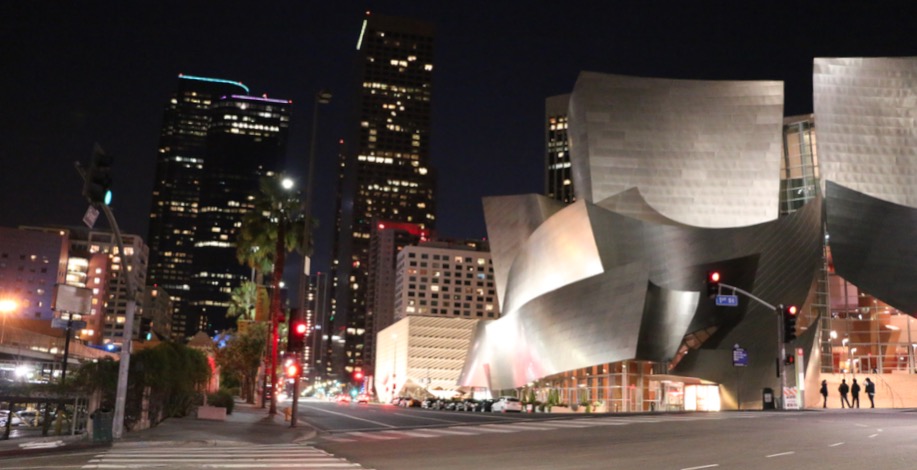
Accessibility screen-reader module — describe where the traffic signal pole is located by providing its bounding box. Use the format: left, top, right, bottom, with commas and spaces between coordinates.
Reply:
76, 151, 136, 437
715, 282, 789, 410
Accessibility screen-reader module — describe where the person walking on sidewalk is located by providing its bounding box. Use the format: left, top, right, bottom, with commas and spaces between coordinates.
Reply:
865, 378, 876, 408
820, 380, 828, 408
838, 379, 852, 408
851, 378, 861, 408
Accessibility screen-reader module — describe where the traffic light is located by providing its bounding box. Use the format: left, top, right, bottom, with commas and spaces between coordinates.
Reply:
288, 320, 307, 353
285, 361, 300, 378
785, 354, 795, 366
353, 370, 364, 382
783, 305, 798, 342
83, 144, 113, 205
706, 271, 721, 298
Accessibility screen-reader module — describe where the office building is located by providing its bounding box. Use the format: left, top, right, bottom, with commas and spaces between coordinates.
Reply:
191, 94, 291, 335
545, 94, 575, 204
364, 221, 431, 373
331, 13, 436, 379
147, 74, 251, 339
0, 227, 68, 322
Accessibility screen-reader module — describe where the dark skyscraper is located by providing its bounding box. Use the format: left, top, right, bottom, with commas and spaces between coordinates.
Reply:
330, 13, 436, 379
191, 95, 291, 335
147, 74, 251, 340
147, 75, 291, 338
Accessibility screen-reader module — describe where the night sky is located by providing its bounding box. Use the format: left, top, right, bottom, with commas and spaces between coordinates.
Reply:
2, 1, 915, 275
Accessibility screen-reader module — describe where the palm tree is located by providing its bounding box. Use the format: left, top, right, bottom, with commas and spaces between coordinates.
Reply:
236, 174, 304, 415
226, 281, 258, 320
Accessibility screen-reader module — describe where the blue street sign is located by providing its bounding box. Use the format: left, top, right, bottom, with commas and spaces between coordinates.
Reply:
715, 294, 739, 307
733, 346, 748, 367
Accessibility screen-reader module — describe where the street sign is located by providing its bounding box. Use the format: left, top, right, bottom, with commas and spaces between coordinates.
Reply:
732, 346, 748, 367
52, 317, 88, 330
83, 205, 99, 228
715, 294, 739, 307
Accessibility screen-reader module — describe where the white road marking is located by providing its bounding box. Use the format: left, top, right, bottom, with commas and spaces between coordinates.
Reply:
681, 465, 720, 470
868, 433, 879, 438
829, 442, 844, 447
300, 405, 397, 428
765, 451, 795, 458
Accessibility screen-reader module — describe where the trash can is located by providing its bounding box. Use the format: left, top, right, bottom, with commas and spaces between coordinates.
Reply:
762, 387, 775, 410
91, 410, 113, 443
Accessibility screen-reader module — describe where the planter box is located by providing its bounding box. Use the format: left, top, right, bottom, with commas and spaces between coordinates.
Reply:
197, 406, 227, 421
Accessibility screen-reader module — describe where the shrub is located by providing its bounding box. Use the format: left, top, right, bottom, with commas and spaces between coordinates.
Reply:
207, 389, 235, 415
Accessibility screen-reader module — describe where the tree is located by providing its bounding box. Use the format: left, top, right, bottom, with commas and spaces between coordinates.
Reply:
226, 281, 258, 320
235, 174, 305, 415
214, 322, 268, 403
70, 343, 211, 429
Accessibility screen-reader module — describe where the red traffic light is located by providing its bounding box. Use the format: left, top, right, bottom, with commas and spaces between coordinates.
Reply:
285, 363, 300, 378
708, 271, 721, 283
293, 322, 308, 335
354, 370, 364, 381
786, 305, 798, 315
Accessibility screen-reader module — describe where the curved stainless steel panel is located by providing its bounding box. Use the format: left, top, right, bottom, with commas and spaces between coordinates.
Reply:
826, 180, 917, 313
459, 193, 823, 391
568, 71, 784, 228
814, 57, 917, 208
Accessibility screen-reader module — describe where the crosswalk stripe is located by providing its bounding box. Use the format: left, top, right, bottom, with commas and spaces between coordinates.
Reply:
82, 444, 369, 469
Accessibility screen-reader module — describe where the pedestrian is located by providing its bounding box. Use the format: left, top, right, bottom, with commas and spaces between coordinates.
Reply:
851, 378, 860, 408
820, 380, 828, 408
838, 379, 852, 408
865, 378, 876, 408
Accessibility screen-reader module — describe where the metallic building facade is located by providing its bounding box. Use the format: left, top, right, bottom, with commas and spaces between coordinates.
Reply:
569, 72, 784, 228
460, 71, 824, 408
816, 57, 917, 314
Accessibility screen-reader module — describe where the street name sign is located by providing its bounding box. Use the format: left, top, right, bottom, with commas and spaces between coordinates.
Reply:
715, 294, 739, 307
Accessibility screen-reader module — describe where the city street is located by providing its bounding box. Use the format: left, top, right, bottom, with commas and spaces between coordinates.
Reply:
307, 404, 917, 470
2, 403, 915, 469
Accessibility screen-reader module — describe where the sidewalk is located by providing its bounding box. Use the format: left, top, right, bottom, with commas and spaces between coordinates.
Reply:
0, 399, 314, 457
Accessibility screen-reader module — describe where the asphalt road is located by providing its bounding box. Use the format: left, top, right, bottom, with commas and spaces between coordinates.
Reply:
308, 404, 917, 470
5, 403, 914, 469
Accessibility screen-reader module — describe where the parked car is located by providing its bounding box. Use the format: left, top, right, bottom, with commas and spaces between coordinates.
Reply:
421, 398, 437, 409
460, 398, 479, 412
17, 410, 44, 426
444, 399, 462, 411
0, 410, 22, 427
399, 397, 420, 408
476, 398, 495, 412
491, 396, 523, 413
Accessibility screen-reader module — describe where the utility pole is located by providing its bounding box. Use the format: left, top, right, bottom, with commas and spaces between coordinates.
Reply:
76, 145, 137, 438
296, 90, 331, 385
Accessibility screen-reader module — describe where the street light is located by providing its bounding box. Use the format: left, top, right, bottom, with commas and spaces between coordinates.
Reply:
292, 89, 331, 425
0, 298, 17, 344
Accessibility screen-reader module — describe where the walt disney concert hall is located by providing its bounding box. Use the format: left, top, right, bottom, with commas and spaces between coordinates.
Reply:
458, 57, 917, 411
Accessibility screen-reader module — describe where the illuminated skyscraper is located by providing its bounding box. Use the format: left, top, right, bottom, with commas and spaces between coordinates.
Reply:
331, 13, 436, 379
147, 75, 291, 338
545, 94, 575, 204
191, 95, 291, 335
147, 75, 250, 339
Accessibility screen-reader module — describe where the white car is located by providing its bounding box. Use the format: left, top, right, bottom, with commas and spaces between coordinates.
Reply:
0, 410, 22, 426
491, 396, 523, 413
